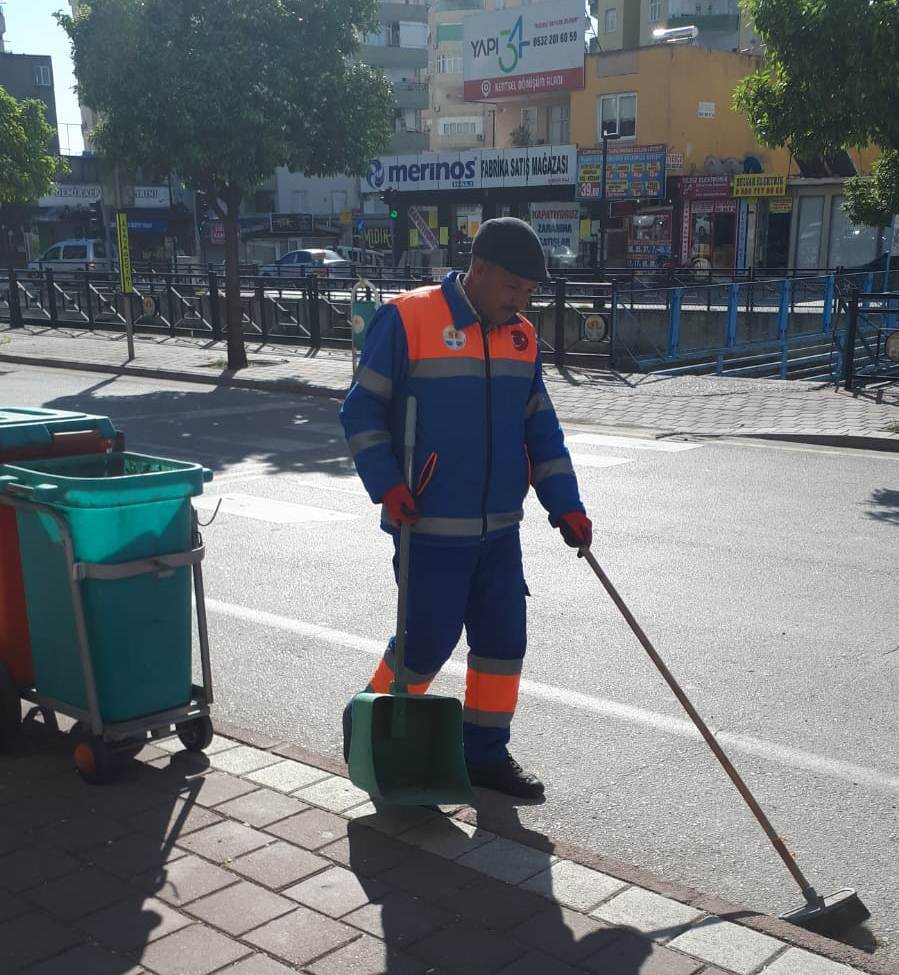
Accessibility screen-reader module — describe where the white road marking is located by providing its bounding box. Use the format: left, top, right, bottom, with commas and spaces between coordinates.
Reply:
205, 598, 899, 797
194, 494, 356, 524
568, 434, 703, 453
570, 454, 632, 470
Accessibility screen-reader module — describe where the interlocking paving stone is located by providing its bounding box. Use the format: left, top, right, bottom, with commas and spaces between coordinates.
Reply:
293, 774, 371, 812
186, 771, 259, 807
88, 832, 187, 878
434, 875, 548, 931
156, 734, 239, 755
0, 845, 82, 892
245, 759, 330, 793
582, 930, 704, 975
217, 955, 297, 975
208, 745, 282, 775
667, 917, 783, 974
342, 802, 439, 835
283, 865, 383, 918
178, 819, 273, 862
79, 894, 193, 951
410, 920, 528, 975
521, 860, 628, 912
244, 906, 358, 967
507, 905, 618, 964
141, 852, 238, 906
318, 828, 415, 877
38, 812, 130, 853
15, 943, 145, 975
228, 839, 329, 890
591, 886, 705, 942
24, 867, 132, 921
759, 947, 863, 975
456, 836, 552, 885
186, 880, 296, 935
375, 849, 484, 903
494, 949, 588, 975
0, 912, 80, 975
399, 818, 496, 860
139, 923, 251, 975
343, 891, 453, 948
129, 796, 224, 838
306, 933, 427, 975
216, 788, 309, 827
266, 808, 351, 850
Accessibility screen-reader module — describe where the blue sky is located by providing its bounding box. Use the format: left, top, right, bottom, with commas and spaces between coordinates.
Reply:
2, 0, 84, 153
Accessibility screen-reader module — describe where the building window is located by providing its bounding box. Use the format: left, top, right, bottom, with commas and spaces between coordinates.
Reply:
521, 107, 538, 137
291, 190, 309, 213
549, 104, 570, 144
34, 65, 52, 87
794, 195, 824, 269
604, 8, 618, 32
436, 23, 463, 43
828, 195, 878, 268
436, 54, 463, 73
441, 118, 482, 136
649, 0, 663, 21
598, 93, 636, 140
399, 21, 428, 48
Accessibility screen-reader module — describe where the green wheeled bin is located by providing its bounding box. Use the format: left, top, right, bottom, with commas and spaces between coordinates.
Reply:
0, 451, 214, 781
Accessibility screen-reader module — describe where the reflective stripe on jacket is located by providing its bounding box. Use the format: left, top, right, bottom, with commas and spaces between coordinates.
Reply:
340, 271, 583, 545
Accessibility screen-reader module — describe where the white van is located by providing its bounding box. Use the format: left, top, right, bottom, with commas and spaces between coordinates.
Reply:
27, 239, 116, 273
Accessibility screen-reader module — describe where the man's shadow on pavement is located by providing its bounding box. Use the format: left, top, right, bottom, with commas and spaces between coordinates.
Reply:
346, 794, 695, 974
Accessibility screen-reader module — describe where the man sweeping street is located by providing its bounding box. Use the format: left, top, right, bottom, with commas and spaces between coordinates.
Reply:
340, 218, 592, 798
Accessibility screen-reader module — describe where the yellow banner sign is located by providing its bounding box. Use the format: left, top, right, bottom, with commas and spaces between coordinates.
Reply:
115, 211, 133, 294
732, 174, 787, 198
769, 196, 793, 213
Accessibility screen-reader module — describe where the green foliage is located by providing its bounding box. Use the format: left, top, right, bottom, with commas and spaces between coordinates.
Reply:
510, 124, 532, 148
844, 150, 899, 228
58, 0, 394, 196
734, 0, 899, 159
0, 86, 66, 204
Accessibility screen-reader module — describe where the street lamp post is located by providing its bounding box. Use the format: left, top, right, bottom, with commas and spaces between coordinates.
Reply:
598, 127, 620, 281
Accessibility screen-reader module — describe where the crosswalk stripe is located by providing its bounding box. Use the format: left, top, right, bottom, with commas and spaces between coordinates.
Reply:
568, 433, 702, 453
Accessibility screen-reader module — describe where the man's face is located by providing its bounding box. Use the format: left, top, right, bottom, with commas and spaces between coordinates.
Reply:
468, 259, 540, 326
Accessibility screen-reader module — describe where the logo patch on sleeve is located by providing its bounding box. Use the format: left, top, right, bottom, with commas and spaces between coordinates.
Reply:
511, 329, 529, 353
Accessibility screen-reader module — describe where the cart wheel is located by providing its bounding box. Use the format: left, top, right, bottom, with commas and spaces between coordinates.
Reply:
0, 661, 21, 753
177, 716, 214, 753
73, 736, 115, 785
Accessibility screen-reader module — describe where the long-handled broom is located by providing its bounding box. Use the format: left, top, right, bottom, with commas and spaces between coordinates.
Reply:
580, 548, 870, 937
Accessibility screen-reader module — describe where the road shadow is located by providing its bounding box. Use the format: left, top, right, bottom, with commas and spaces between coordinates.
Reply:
346, 798, 699, 973
0, 708, 213, 973
864, 487, 899, 525
41, 377, 358, 484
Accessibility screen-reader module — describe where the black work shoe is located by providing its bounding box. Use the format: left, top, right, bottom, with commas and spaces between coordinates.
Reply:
467, 755, 545, 799
342, 700, 353, 764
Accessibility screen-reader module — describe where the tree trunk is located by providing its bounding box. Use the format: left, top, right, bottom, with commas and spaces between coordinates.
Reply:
222, 189, 247, 370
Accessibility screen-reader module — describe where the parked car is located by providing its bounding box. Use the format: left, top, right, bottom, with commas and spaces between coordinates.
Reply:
258, 248, 352, 278
27, 239, 116, 273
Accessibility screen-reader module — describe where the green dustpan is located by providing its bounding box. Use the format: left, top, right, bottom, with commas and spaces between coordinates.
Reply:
347, 397, 473, 806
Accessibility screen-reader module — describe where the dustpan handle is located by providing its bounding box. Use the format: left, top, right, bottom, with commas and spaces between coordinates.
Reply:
391, 395, 417, 695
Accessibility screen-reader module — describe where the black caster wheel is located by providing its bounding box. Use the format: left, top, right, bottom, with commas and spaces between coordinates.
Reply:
0, 661, 21, 753
177, 715, 214, 753
73, 735, 116, 785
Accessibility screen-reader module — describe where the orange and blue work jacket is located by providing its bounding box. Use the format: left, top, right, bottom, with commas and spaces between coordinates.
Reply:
340, 271, 584, 545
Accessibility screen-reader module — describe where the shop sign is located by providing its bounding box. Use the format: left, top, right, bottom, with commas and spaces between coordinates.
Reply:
366, 145, 576, 193
38, 182, 102, 208
271, 213, 314, 234
133, 185, 171, 208
577, 144, 666, 202
529, 203, 580, 253
732, 174, 787, 198
127, 218, 168, 234
210, 222, 225, 243
463, 0, 585, 101
364, 225, 394, 250
769, 196, 793, 213
680, 175, 731, 200
409, 207, 439, 250
239, 215, 273, 236
666, 151, 684, 174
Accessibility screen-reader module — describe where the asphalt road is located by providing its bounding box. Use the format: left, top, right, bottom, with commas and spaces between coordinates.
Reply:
5, 363, 898, 965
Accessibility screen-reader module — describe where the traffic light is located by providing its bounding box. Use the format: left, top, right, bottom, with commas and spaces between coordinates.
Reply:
380, 190, 399, 220
87, 200, 103, 237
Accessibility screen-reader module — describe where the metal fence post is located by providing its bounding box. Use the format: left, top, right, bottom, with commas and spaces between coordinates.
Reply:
609, 280, 618, 363
165, 273, 176, 337
7, 265, 23, 327
83, 270, 95, 329
46, 269, 59, 327
667, 287, 682, 358
309, 273, 321, 349
843, 293, 860, 391
553, 277, 566, 368
777, 278, 791, 341
821, 274, 834, 334
725, 283, 738, 348
256, 282, 268, 340
208, 269, 221, 340
863, 272, 873, 294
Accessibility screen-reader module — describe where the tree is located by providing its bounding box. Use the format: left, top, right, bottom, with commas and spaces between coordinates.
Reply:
510, 123, 533, 148
59, 0, 394, 369
734, 0, 899, 228
0, 86, 64, 205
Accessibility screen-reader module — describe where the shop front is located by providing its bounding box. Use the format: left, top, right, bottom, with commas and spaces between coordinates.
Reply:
677, 176, 745, 272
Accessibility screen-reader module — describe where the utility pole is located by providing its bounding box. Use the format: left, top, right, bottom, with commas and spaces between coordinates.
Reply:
598, 126, 620, 281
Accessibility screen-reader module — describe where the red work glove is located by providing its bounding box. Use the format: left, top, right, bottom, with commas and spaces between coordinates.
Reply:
382, 482, 418, 526
558, 512, 592, 549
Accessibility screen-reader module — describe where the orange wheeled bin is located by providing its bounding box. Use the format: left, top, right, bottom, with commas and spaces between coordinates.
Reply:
0, 409, 118, 735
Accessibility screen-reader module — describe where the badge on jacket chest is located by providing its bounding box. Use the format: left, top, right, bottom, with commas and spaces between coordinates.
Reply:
443, 326, 467, 351
511, 329, 529, 353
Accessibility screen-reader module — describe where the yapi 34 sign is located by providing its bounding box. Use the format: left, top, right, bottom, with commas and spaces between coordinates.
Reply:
464, 0, 585, 101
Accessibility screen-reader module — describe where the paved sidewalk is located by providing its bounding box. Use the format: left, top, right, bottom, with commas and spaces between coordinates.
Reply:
1, 714, 891, 975
2, 326, 898, 450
